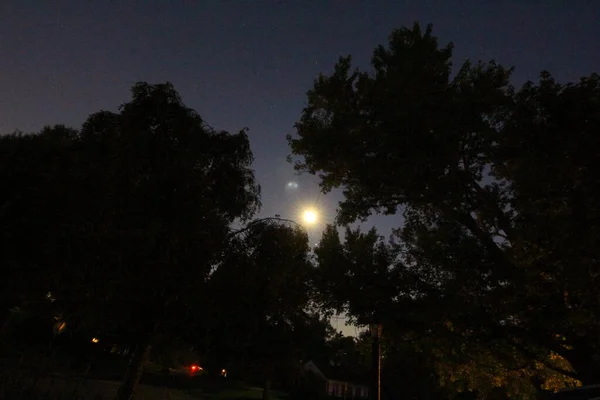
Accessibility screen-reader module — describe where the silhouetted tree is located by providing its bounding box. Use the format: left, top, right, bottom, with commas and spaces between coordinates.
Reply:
290, 21, 600, 396
0, 82, 261, 400
208, 219, 314, 400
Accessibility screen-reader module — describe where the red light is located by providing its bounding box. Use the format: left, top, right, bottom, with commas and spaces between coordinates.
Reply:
190, 364, 202, 373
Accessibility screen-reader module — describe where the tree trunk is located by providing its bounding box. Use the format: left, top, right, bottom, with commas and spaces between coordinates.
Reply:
115, 337, 152, 400
262, 377, 271, 400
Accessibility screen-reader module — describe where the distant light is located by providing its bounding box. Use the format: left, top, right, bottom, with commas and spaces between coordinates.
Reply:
53, 321, 67, 335
221, 368, 227, 377
91, 337, 99, 343
286, 181, 299, 189
190, 365, 202, 373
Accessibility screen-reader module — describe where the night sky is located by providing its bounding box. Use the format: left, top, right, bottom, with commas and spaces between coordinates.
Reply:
2, 1, 599, 332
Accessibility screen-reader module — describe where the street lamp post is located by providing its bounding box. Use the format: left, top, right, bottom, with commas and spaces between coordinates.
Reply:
370, 323, 382, 400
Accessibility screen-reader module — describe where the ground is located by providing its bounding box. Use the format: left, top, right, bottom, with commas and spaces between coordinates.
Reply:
190, 386, 287, 400
0, 372, 288, 400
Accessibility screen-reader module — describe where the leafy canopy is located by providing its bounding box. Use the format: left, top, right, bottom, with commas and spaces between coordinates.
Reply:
207, 219, 315, 383
291, 21, 600, 394
0, 81, 262, 345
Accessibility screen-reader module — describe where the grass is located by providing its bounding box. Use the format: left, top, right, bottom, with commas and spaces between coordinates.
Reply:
0, 356, 290, 400
212, 387, 286, 399
0, 372, 290, 400
0, 369, 199, 399
181, 378, 289, 400
190, 386, 288, 400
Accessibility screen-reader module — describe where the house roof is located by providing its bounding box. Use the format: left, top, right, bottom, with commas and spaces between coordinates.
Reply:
305, 360, 370, 387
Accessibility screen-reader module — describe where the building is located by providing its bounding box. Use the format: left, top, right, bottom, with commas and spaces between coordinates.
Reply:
303, 360, 370, 399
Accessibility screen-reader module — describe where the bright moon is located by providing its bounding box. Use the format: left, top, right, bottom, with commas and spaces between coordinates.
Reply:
302, 209, 318, 225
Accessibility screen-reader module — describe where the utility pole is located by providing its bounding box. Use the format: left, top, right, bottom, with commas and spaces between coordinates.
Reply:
370, 323, 382, 400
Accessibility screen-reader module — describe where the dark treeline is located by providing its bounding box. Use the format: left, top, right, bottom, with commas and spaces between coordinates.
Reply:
1, 22, 599, 400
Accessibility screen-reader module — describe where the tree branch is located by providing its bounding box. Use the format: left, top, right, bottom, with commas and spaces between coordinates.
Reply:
507, 338, 580, 381
448, 208, 519, 279
229, 217, 305, 238
471, 181, 515, 242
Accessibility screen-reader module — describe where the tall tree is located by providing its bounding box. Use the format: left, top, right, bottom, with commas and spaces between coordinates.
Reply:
94, 83, 261, 400
289, 21, 600, 395
208, 219, 314, 400
0, 82, 261, 399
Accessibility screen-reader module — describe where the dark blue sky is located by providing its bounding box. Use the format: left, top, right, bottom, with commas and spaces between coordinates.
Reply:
1, 0, 599, 250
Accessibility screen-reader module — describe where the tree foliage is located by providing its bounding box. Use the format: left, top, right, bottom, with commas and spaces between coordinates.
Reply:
315, 226, 402, 325
0, 82, 261, 399
207, 219, 315, 397
290, 22, 600, 395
